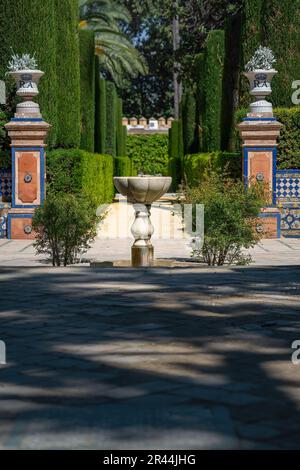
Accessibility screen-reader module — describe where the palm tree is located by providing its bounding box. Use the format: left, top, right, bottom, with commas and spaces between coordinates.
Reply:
79, 0, 148, 86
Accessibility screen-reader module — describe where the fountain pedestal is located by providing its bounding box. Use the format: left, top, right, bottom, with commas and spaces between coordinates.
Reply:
131, 204, 154, 267
114, 176, 172, 267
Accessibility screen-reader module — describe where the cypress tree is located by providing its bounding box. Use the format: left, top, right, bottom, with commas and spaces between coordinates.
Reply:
105, 81, 117, 156
168, 119, 183, 190
181, 88, 198, 155
79, 29, 95, 152
194, 53, 206, 152
116, 96, 125, 156
95, 65, 107, 154
222, 13, 243, 151
203, 30, 225, 152
262, 0, 300, 107
55, 0, 81, 148
0, 0, 57, 146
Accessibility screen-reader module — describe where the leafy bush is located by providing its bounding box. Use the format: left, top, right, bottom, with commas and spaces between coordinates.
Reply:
47, 149, 114, 206
184, 152, 241, 187
33, 193, 98, 266
127, 134, 169, 176
105, 81, 117, 156
234, 107, 300, 169
185, 173, 265, 266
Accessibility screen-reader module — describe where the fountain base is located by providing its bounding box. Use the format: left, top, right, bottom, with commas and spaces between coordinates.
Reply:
132, 245, 154, 267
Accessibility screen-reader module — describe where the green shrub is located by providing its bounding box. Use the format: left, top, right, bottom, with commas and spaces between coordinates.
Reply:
114, 156, 132, 177
0, 0, 58, 147
185, 172, 265, 266
202, 30, 225, 152
127, 134, 169, 176
55, 0, 81, 148
47, 148, 114, 206
105, 81, 117, 156
33, 193, 98, 266
168, 120, 184, 190
184, 152, 241, 187
234, 107, 300, 169
79, 29, 95, 152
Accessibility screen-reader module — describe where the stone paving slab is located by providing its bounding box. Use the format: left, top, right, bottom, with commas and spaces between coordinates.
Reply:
0, 266, 299, 449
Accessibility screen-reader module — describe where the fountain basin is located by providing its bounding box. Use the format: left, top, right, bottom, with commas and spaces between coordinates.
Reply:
113, 176, 172, 204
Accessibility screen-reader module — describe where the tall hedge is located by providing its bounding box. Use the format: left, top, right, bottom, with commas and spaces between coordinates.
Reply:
0, 0, 57, 146
168, 119, 184, 189
239, 0, 263, 108
79, 30, 95, 152
181, 88, 198, 155
95, 65, 107, 154
262, 0, 300, 107
240, 0, 300, 108
47, 148, 114, 205
105, 81, 117, 156
194, 53, 206, 152
202, 30, 225, 152
55, 0, 81, 148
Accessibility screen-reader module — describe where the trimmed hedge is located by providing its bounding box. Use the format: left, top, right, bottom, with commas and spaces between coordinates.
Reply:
240, 0, 300, 108
127, 134, 169, 176
105, 81, 117, 156
114, 156, 133, 177
47, 149, 114, 205
168, 120, 184, 190
234, 107, 300, 169
0, 0, 57, 147
202, 30, 225, 152
95, 68, 106, 154
184, 152, 241, 187
55, 0, 81, 148
79, 30, 95, 152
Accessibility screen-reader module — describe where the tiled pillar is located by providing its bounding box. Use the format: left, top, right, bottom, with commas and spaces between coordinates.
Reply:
3, 70, 50, 239
238, 118, 282, 238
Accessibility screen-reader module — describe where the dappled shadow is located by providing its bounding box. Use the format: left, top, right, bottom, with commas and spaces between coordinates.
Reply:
0, 265, 299, 449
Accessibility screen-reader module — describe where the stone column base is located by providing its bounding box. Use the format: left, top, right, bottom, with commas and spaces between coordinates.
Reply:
7, 208, 36, 240
255, 207, 281, 239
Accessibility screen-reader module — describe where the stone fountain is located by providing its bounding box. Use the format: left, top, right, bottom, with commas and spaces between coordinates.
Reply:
113, 175, 172, 267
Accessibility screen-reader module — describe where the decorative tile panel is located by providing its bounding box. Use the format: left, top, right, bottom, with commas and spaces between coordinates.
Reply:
277, 170, 300, 205
0, 169, 12, 203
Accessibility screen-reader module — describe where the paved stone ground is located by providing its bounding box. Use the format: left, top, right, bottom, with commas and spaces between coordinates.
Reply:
0, 265, 300, 449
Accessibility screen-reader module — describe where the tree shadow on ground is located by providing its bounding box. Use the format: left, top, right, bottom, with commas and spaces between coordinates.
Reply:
0, 265, 299, 449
